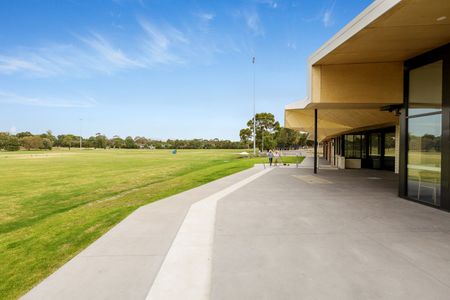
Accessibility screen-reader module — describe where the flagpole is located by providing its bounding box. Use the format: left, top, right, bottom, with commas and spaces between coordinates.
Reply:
252, 56, 256, 156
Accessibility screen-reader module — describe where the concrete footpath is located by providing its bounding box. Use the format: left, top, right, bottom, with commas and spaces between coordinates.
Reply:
22, 166, 265, 300
23, 165, 450, 299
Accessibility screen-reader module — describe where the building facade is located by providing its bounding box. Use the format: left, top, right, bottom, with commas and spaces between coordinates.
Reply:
285, 0, 450, 210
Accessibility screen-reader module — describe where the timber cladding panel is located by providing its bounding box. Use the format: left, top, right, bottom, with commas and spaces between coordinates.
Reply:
311, 62, 403, 104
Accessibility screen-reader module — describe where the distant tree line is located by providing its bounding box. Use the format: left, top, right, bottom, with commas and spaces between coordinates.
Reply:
0, 113, 308, 152
409, 133, 441, 152
239, 112, 309, 150
0, 131, 55, 151
0, 131, 247, 151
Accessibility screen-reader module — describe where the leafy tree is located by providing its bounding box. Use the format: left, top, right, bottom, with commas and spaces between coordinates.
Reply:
40, 130, 57, 146
16, 131, 33, 139
134, 136, 148, 149
298, 132, 309, 147
62, 135, 76, 150
85, 136, 96, 148
239, 128, 252, 148
0, 132, 9, 149
124, 136, 137, 149
21, 136, 44, 150
239, 112, 308, 151
0, 132, 20, 151
94, 133, 107, 149
242, 113, 280, 150
42, 138, 53, 150
5, 136, 20, 151
276, 127, 301, 149
262, 131, 277, 151
111, 136, 124, 149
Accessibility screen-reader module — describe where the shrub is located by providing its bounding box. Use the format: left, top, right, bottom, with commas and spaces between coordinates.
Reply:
21, 136, 44, 150
0, 133, 20, 151
5, 136, 20, 151
41, 138, 53, 150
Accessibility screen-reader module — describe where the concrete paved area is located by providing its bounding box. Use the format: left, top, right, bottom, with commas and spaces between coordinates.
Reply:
23, 165, 450, 299
211, 168, 450, 299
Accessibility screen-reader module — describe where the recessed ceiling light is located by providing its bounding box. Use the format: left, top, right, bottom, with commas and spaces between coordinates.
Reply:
436, 16, 447, 21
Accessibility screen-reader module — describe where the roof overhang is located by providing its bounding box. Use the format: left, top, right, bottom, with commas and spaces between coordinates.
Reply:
285, 104, 399, 141
285, 0, 450, 140
310, 0, 450, 65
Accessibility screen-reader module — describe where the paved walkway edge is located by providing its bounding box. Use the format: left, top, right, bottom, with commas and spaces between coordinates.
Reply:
146, 167, 273, 300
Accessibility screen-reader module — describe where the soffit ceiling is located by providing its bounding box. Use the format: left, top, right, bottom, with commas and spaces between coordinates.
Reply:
285, 109, 398, 141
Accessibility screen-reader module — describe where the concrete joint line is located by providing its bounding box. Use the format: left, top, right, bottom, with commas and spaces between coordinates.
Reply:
146, 167, 273, 300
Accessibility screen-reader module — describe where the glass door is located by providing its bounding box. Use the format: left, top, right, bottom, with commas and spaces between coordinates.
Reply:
406, 61, 443, 206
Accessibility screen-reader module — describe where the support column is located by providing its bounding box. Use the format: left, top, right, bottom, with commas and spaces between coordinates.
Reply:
314, 109, 318, 174
441, 55, 450, 210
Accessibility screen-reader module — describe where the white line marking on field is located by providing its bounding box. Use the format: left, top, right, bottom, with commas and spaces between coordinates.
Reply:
146, 167, 273, 300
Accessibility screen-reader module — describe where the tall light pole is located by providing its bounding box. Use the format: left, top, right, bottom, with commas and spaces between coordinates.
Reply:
252, 56, 256, 156
79, 118, 83, 149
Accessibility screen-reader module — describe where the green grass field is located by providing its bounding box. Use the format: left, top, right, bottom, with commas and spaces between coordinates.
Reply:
407, 151, 441, 183
0, 149, 303, 299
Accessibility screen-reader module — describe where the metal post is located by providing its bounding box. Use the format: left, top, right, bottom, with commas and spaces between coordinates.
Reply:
314, 109, 318, 174
79, 118, 83, 149
252, 56, 256, 155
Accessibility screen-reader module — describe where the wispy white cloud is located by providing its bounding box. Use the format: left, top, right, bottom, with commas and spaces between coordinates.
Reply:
0, 27, 184, 77
193, 11, 216, 35
234, 10, 264, 36
300, 1, 336, 28
0, 56, 44, 74
0, 42, 130, 77
0, 91, 97, 108
246, 12, 261, 34
256, 0, 278, 9
78, 32, 142, 68
287, 41, 297, 50
322, 1, 336, 27
138, 18, 189, 65
196, 12, 215, 22
0, 15, 237, 77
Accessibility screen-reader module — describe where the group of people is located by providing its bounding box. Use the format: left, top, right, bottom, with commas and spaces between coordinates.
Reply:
267, 150, 281, 167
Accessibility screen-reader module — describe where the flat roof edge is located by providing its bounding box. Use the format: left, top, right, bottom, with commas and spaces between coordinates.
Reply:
285, 98, 311, 110
309, 0, 402, 65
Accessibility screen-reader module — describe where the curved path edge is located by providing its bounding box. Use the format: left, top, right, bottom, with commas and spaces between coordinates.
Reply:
146, 167, 273, 300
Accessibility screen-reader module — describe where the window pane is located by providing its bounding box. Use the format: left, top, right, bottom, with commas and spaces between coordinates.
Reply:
384, 132, 395, 157
361, 135, 366, 158
369, 133, 380, 156
345, 135, 362, 158
407, 114, 441, 205
354, 135, 361, 158
345, 135, 353, 158
409, 60, 442, 115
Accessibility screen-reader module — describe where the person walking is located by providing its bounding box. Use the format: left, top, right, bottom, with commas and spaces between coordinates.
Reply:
268, 150, 273, 167
274, 150, 280, 166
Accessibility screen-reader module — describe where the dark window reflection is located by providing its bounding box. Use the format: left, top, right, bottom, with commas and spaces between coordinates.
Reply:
407, 114, 441, 205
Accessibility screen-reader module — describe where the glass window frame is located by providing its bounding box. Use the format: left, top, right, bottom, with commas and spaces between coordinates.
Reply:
344, 134, 363, 159
406, 62, 443, 206
400, 44, 450, 210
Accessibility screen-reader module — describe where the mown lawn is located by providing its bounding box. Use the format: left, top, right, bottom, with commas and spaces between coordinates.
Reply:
408, 150, 441, 183
0, 149, 303, 299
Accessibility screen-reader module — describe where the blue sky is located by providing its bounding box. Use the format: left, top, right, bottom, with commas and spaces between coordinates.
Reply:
0, 0, 372, 140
